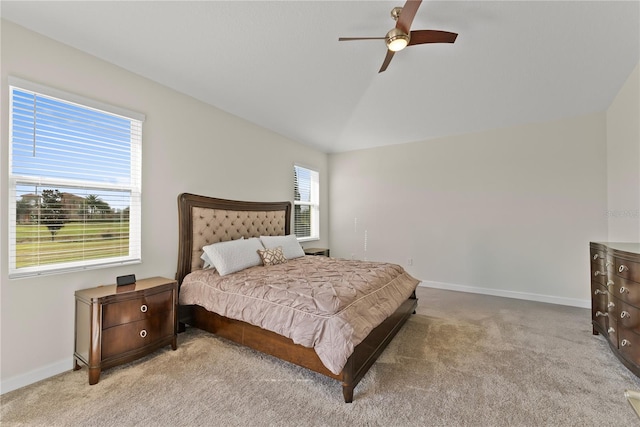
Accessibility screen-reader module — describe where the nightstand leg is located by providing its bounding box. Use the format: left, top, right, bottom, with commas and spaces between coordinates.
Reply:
88, 367, 101, 385
73, 358, 81, 371
172, 336, 177, 350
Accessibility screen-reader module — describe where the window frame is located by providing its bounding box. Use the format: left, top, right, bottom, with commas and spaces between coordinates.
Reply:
8, 77, 145, 278
293, 164, 320, 242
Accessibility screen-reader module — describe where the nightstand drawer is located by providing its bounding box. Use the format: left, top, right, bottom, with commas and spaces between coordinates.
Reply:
102, 289, 172, 329
304, 247, 330, 257
102, 313, 174, 359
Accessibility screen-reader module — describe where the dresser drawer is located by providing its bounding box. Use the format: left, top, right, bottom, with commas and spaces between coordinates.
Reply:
618, 328, 640, 365
591, 248, 605, 263
591, 261, 608, 286
102, 313, 174, 359
591, 282, 608, 310
102, 289, 172, 329
615, 298, 640, 333
592, 282, 609, 332
616, 258, 640, 284
609, 276, 640, 307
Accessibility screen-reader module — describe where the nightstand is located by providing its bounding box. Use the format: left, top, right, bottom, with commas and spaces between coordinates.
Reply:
73, 276, 177, 385
304, 247, 330, 257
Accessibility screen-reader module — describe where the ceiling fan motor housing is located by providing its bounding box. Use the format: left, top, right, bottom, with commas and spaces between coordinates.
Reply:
386, 28, 410, 51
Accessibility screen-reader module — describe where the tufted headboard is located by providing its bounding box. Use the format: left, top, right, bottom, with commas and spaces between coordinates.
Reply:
176, 193, 291, 286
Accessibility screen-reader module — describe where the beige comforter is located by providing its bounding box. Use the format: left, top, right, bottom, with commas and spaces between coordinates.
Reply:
179, 256, 419, 375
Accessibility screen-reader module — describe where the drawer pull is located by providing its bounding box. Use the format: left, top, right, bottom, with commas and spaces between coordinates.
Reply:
593, 254, 599, 261
594, 289, 607, 295
140, 304, 148, 313
619, 265, 629, 273
607, 280, 614, 287
594, 271, 606, 277
621, 311, 631, 319
608, 327, 616, 334
620, 287, 629, 294
621, 339, 631, 347
608, 302, 616, 309
140, 329, 147, 338
596, 311, 609, 317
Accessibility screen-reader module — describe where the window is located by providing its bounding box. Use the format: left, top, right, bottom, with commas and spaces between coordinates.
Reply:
293, 165, 319, 241
8, 77, 144, 278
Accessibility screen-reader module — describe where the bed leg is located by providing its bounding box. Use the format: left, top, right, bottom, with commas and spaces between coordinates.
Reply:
342, 385, 354, 403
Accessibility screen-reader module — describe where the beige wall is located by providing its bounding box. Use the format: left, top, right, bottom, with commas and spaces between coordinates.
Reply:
329, 113, 609, 306
0, 21, 328, 392
607, 63, 640, 242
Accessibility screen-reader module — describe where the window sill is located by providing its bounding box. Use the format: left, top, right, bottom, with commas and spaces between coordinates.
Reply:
297, 237, 319, 243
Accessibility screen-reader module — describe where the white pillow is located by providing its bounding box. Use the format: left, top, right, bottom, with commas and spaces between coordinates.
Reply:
202, 237, 246, 270
201, 252, 214, 269
202, 237, 264, 276
260, 235, 305, 259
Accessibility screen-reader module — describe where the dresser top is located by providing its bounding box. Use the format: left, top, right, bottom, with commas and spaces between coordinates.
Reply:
593, 242, 640, 255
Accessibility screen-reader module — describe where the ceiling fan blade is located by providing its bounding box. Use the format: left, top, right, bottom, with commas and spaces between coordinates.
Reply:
338, 37, 385, 41
396, 0, 422, 34
408, 30, 458, 46
379, 50, 395, 73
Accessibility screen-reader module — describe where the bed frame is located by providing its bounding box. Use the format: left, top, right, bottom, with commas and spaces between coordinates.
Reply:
175, 192, 417, 402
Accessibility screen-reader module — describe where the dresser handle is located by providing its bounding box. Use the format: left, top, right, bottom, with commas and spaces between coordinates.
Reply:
594, 289, 607, 295
593, 254, 599, 260
621, 311, 631, 319
140, 304, 148, 313
620, 287, 629, 294
607, 280, 614, 287
608, 327, 616, 334
596, 311, 609, 317
140, 329, 147, 338
621, 339, 631, 347
594, 271, 606, 277
608, 302, 616, 309
619, 265, 629, 273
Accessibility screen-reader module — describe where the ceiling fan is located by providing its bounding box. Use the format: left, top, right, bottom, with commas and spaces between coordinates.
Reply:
338, 0, 458, 73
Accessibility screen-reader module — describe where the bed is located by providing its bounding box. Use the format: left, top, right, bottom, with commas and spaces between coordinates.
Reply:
175, 193, 419, 402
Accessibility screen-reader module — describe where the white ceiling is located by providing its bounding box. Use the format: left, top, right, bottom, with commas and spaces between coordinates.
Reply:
2, 1, 639, 153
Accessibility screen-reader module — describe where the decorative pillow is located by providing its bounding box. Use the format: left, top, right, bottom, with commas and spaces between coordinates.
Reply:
257, 246, 288, 266
260, 235, 305, 259
201, 237, 264, 276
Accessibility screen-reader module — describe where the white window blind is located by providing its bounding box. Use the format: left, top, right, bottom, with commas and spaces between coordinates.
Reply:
294, 165, 319, 241
8, 77, 144, 278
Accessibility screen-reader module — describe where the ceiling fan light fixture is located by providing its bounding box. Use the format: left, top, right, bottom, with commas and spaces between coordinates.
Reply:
386, 28, 410, 52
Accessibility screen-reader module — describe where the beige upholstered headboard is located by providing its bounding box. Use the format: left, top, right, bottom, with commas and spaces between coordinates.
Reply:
176, 193, 291, 286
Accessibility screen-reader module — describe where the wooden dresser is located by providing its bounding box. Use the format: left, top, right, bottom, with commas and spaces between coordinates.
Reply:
74, 276, 178, 385
591, 242, 640, 376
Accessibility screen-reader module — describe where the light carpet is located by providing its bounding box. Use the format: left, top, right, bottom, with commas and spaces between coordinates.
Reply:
2, 287, 640, 426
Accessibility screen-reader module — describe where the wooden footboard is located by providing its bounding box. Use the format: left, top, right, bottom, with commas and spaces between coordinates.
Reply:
181, 292, 417, 402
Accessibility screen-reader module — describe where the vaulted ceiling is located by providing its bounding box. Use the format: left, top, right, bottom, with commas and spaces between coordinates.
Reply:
2, 1, 639, 153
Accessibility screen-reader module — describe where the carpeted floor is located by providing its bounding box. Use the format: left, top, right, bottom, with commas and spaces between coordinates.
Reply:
2, 286, 640, 426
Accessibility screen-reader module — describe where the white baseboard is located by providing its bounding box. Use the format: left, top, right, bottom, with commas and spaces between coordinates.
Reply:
1, 358, 72, 395
0, 281, 589, 395
419, 280, 590, 309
